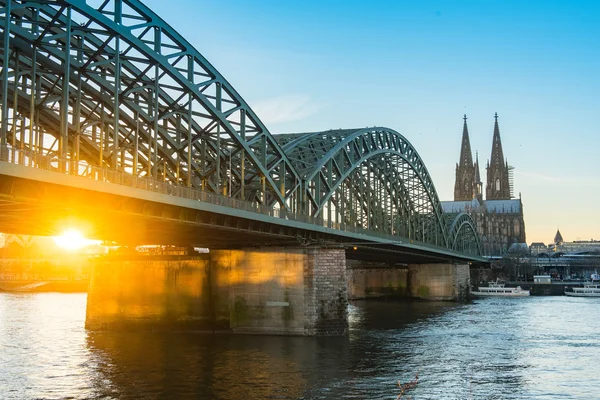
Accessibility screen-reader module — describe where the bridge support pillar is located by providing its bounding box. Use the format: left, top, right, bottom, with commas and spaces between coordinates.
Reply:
406, 263, 470, 301
347, 261, 410, 299
347, 261, 470, 301
211, 247, 348, 335
86, 247, 348, 335
85, 255, 225, 331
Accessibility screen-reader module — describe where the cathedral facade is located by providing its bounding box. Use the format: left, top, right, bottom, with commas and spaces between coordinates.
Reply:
442, 113, 526, 256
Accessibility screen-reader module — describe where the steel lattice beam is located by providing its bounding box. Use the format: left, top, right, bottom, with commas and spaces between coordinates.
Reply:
275, 128, 459, 249
446, 212, 482, 255
0, 0, 300, 209
275, 128, 482, 256
0, 1, 482, 257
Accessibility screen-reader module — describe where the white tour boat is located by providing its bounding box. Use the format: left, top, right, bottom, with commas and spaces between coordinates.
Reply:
564, 282, 600, 297
471, 280, 530, 297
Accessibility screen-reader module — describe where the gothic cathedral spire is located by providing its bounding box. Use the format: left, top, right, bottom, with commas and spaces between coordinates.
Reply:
474, 151, 483, 203
486, 113, 511, 200
454, 114, 476, 201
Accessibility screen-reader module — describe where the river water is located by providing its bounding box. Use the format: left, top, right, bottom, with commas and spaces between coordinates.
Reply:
1, 293, 599, 399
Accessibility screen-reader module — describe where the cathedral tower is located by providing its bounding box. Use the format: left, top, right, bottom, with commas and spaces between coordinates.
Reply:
486, 113, 511, 200
454, 115, 477, 201
474, 151, 483, 204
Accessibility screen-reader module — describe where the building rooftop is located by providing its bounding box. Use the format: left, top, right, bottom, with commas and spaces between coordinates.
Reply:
441, 198, 481, 213
485, 199, 521, 213
441, 198, 521, 214
554, 229, 564, 244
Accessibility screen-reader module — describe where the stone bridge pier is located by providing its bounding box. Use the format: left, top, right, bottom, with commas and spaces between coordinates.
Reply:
347, 260, 470, 301
86, 247, 348, 336
86, 248, 471, 336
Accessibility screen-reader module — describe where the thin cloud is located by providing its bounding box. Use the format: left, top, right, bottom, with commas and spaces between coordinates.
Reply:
252, 94, 321, 125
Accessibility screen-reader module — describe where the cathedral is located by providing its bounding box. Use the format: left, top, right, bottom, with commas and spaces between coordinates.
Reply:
441, 113, 526, 256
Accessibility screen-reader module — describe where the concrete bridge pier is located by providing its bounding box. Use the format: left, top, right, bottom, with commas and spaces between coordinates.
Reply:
85, 247, 348, 336
406, 263, 470, 301
347, 261, 470, 301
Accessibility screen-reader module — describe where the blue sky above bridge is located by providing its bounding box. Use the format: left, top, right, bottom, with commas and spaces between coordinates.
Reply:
144, 0, 599, 244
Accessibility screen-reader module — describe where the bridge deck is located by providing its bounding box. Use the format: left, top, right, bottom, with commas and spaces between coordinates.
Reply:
0, 161, 484, 264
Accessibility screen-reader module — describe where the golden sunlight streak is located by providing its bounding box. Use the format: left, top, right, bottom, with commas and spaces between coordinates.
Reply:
53, 229, 100, 251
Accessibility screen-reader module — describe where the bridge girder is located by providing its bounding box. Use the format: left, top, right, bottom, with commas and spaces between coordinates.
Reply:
275, 128, 473, 250
0, 0, 300, 208
446, 212, 482, 256
0, 1, 482, 257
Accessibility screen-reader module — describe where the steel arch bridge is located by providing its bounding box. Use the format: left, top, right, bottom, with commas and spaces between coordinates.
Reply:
275, 128, 481, 255
0, 0, 482, 257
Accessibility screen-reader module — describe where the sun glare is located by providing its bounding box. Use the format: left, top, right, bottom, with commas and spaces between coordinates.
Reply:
53, 229, 100, 251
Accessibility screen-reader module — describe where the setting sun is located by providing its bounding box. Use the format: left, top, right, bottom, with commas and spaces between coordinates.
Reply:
53, 229, 100, 251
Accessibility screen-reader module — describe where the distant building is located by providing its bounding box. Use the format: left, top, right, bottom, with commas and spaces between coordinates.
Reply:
553, 229, 564, 245
556, 241, 600, 254
533, 231, 600, 280
508, 242, 529, 254
442, 113, 526, 256
549, 229, 600, 254
533, 275, 552, 284
529, 242, 547, 256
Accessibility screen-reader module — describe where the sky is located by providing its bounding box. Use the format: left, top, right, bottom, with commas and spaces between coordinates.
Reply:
143, 0, 600, 244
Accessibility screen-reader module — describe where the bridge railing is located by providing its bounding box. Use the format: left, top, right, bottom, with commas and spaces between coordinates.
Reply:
1, 146, 325, 223
1, 146, 460, 253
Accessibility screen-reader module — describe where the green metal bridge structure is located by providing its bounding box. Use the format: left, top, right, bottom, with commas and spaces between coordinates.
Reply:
0, 0, 482, 264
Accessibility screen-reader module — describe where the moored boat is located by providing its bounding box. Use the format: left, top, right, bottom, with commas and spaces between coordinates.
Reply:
564, 281, 600, 297
471, 280, 530, 297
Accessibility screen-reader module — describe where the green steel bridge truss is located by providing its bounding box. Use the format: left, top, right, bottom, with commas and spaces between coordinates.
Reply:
0, 0, 482, 256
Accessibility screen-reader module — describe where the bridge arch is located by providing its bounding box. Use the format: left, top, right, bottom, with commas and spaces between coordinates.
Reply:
446, 212, 482, 256
0, 2, 483, 257
0, 0, 299, 207
276, 128, 449, 247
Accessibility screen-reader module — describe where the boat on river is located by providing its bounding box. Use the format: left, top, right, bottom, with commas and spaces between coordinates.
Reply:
564, 281, 600, 297
471, 280, 530, 297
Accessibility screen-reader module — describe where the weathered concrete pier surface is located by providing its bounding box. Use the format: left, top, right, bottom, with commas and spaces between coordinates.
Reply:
87, 248, 473, 335
86, 247, 348, 336
347, 261, 470, 301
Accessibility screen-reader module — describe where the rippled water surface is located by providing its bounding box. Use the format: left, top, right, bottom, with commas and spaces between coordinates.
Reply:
1, 293, 600, 399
